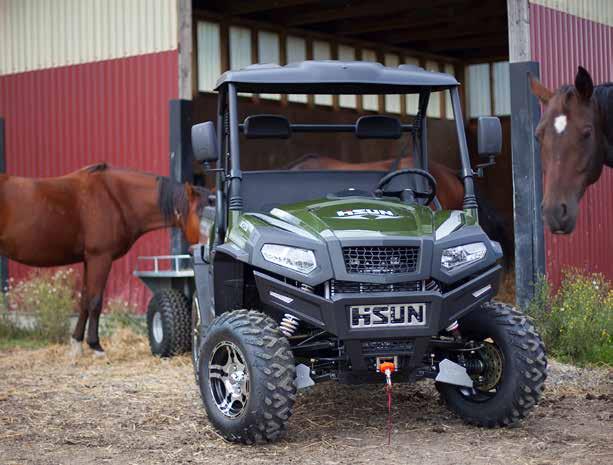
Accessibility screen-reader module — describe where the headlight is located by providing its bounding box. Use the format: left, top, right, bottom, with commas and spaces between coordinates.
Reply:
261, 244, 317, 274
441, 242, 486, 271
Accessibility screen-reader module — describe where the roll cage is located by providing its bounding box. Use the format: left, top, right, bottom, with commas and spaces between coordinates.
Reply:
211, 61, 478, 245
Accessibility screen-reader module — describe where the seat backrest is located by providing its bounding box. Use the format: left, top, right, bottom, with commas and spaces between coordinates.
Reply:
241, 170, 387, 213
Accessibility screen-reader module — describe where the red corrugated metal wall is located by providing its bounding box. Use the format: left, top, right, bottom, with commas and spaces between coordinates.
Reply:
530, 3, 613, 286
0, 50, 178, 310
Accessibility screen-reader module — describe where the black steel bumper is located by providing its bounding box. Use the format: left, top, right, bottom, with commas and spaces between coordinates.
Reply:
254, 265, 502, 340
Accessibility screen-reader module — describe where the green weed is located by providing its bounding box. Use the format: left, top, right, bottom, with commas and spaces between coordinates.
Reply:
527, 270, 613, 365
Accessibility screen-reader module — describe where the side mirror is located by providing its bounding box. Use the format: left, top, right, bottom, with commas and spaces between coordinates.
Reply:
191, 122, 219, 162
477, 116, 502, 157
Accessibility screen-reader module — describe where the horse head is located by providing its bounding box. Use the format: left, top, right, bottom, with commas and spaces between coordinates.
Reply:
158, 177, 209, 244
530, 66, 606, 234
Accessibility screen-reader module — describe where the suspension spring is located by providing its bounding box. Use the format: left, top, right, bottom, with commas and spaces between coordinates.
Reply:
279, 314, 300, 337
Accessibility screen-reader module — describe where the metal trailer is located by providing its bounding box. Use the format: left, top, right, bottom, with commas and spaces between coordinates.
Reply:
133, 254, 196, 357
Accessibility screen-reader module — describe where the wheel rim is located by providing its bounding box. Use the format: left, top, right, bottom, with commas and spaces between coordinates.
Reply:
152, 311, 163, 344
192, 298, 200, 368
208, 341, 250, 418
459, 340, 504, 402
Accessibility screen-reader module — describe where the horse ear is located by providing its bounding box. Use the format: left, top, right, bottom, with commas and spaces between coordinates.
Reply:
184, 182, 195, 200
575, 66, 594, 101
529, 73, 553, 104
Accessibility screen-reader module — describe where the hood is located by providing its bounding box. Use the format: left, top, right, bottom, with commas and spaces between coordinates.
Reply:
268, 197, 436, 239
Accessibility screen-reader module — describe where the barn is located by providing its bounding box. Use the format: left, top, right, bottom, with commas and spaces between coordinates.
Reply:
0, 0, 611, 310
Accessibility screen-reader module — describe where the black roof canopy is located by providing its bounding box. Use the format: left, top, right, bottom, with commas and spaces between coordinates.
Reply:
215, 60, 459, 94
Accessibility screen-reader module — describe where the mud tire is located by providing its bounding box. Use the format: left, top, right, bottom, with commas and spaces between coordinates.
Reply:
146, 289, 191, 357
199, 310, 296, 444
437, 301, 547, 427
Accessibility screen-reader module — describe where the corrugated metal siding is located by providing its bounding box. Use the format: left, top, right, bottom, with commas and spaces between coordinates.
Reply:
531, 0, 613, 27
529, 2, 613, 286
0, 0, 178, 75
0, 51, 178, 310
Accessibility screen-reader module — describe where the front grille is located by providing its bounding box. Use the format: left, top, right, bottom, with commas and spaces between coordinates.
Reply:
342, 246, 420, 274
330, 279, 423, 295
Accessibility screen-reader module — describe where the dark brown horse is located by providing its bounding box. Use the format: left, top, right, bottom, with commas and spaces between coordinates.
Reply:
289, 154, 513, 267
530, 66, 613, 234
0, 164, 207, 355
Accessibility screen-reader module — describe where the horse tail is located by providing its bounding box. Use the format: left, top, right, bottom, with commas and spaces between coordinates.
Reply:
475, 187, 514, 270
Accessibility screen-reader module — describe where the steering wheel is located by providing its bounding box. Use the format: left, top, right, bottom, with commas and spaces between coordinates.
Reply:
375, 168, 437, 205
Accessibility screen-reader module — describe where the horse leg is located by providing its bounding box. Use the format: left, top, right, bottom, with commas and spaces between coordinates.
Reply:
83, 255, 112, 356
70, 263, 89, 357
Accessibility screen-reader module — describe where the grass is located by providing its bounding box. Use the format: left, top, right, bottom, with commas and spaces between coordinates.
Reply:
526, 270, 613, 366
0, 269, 78, 350
100, 297, 147, 337
0, 312, 51, 350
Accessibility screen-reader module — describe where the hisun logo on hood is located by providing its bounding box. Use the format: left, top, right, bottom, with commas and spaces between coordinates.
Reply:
336, 208, 399, 219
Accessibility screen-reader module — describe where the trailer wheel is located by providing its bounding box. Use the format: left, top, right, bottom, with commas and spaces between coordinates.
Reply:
436, 301, 547, 427
199, 310, 296, 444
147, 289, 191, 357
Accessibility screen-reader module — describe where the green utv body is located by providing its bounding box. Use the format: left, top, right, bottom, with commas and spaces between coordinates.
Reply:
140, 60, 547, 444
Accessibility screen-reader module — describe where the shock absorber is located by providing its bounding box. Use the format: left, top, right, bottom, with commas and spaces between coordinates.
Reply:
279, 313, 300, 337
446, 320, 462, 340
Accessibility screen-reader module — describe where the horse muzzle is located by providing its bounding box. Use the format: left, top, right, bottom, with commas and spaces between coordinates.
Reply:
542, 200, 578, 234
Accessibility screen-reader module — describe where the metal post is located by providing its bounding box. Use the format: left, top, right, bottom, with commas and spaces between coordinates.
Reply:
214, 89, 227, 244
450, 87, 477, 212
169, 99, 194, 257
417, 92, 430, 172
227, 84, 243, 217
0, 119, 6, 293
509, 61, 545, 309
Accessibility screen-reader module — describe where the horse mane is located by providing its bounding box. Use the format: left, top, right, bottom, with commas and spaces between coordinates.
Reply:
593, 84, 613, 146
157, 177, 190, 225
157, 176, 209, 225
84, 163, 109, 173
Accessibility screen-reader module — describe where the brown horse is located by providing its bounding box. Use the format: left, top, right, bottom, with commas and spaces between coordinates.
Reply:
0, 164, 207, 354
530, 66, 613, 234
288, 154, 464, 210
289, 154, 513, 268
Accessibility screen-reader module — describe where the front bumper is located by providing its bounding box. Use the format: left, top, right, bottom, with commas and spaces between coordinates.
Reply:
254, 265, 501, 340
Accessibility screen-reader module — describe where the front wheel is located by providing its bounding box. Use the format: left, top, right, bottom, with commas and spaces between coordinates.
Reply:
437, 301, 547, 427
198, 310, 297, 444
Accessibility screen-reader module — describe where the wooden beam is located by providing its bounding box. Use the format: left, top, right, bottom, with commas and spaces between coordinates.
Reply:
335, 0, 468, 35
178, 0, 192, 100
383, 18, 507, 45
425, 34, 508, 52
284, 1, 414, 26
226, 0, 319, 15
507, 0, 531, 62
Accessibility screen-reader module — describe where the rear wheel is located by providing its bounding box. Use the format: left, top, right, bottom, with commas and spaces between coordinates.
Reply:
436, 301, 547, 427
198, 310, 296, 444
146, 289, 191, 357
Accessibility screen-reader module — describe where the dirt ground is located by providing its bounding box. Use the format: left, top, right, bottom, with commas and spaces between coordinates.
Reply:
1, 330, 611, 465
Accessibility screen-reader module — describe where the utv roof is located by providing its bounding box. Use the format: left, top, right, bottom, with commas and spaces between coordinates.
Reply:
215, 60, 459, 94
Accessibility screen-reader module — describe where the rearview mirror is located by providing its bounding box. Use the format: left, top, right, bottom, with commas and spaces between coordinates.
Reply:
477, 116, 502, 157
191, 122, 219, 162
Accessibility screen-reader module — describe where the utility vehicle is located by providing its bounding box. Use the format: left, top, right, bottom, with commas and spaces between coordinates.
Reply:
136, 61, 547, 444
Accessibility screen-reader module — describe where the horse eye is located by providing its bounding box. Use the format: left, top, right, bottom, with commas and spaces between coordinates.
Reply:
582, 127, 592, 139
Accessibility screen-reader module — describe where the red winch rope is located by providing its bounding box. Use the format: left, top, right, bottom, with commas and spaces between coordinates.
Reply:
379, 361, 395, 445
386, 382, 393, 445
